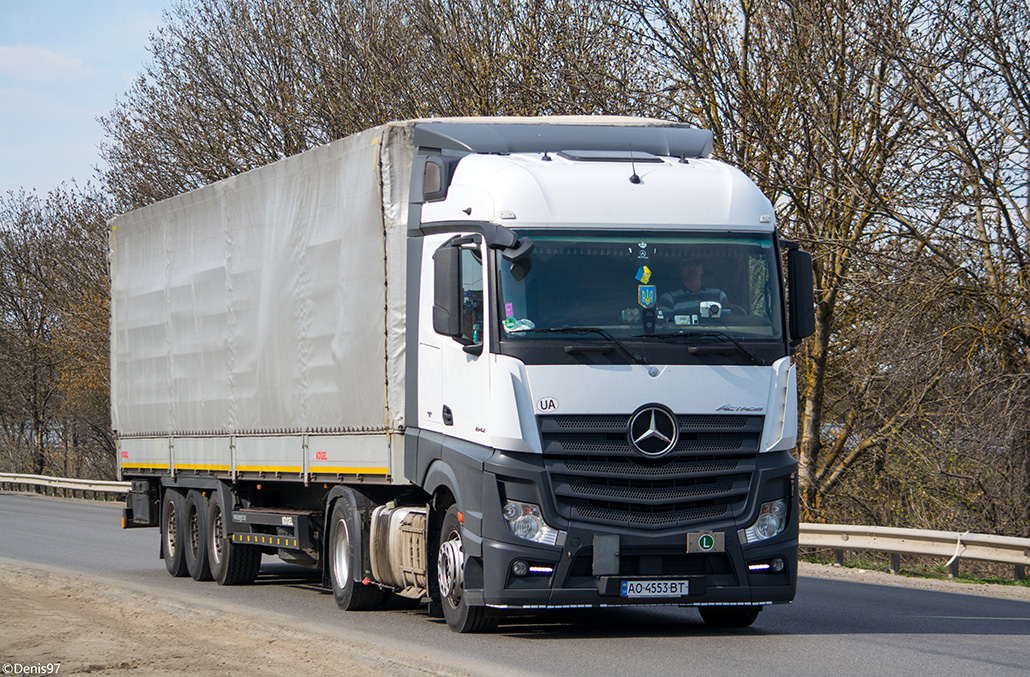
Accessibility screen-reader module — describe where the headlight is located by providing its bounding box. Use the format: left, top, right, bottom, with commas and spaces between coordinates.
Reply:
742, 498, 788, 544
502, 500, 560, 546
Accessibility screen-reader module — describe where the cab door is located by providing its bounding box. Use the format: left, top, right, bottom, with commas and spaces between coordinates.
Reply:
418, 234, 491, 446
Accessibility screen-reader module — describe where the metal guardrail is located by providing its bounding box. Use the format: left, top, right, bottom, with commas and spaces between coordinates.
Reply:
800, 523, 1030, 581
0, 472, 130, 501
2, 473, 1028, 580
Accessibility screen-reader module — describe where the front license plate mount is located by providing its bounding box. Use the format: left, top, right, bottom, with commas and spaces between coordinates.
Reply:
620, 579, 690, 598
596, 576, 705, 597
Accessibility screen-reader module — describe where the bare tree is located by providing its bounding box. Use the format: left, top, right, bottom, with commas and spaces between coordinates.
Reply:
622, 0, 931, 513
0, 186, 113, 478
850, 0, 1030, 535
1, 190, 67, 474
100, 0, 657, 209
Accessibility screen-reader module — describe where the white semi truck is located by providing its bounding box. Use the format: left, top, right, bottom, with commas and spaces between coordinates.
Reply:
112, 117, 814, 632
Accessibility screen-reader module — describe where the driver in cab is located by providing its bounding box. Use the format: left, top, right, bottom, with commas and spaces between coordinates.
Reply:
657, 256, 727, 321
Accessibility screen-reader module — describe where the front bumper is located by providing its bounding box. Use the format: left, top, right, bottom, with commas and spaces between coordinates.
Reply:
473, 449, 798, 609
479, 522, 797, 609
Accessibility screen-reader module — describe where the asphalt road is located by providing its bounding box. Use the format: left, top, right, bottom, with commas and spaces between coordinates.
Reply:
2, 492, 1029, 676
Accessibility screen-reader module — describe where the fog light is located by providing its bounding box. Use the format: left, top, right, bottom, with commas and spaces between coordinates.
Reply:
770, 556, 786, 573
512, 560, 530, 577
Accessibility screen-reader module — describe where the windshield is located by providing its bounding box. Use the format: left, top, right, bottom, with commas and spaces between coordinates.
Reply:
496, 231, 783, 343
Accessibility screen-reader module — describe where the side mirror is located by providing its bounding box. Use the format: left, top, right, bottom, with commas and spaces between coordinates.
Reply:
432, 245, 462, 337
502, 237, 534, 262
787, 248, 816, 344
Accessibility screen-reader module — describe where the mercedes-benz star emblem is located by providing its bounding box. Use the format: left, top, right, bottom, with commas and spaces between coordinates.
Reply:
628, 406, 679, 457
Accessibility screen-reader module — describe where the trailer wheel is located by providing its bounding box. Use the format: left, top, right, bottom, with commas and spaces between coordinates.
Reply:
207, 493, 261, 585
328, 494, 381, 610
161, 489, 189, 577
184, 490, 213, 581
699, 605, 762, 628
437, 505, 496, 633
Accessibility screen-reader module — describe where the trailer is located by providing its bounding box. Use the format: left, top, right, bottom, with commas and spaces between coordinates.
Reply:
112, 117, 814, 632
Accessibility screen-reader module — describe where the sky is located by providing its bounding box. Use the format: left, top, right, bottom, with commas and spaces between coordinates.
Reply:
0, 0, 175, 196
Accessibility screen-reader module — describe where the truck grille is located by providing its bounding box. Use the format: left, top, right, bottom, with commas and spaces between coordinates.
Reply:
540, 414, 763, 529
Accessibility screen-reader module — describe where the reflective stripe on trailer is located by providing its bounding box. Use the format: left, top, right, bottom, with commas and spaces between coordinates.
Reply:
231, 534, 299, 548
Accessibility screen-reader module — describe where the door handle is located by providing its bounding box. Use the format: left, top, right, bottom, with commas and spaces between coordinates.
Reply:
442, 405, 453, 426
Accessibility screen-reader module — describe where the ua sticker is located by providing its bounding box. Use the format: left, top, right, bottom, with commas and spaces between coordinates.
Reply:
536, 397, 559, 412
635, 265, 652, 284
638, 285, 657, 309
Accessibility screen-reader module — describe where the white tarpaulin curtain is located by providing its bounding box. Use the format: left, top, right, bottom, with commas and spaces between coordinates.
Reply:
110, 125, 410, 436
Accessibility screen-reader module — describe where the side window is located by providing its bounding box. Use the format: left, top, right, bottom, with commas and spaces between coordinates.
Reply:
748, 250, 772, 317
460, 247, 484, 344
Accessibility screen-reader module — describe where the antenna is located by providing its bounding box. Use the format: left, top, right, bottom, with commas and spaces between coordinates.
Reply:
629, 144, 641, 184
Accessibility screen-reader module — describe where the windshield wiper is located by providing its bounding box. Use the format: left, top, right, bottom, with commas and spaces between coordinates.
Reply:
515, 327, 650, 367
637, 331, 764, 366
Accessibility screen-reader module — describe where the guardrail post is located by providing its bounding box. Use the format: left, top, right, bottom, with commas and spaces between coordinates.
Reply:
1016, 565, 1026, 582
834, 549, 844, 566
947, 559, 960, 579
889, 553, 901, 574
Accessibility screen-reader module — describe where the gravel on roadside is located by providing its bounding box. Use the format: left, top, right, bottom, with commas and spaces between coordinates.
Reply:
0, 562, 467, 677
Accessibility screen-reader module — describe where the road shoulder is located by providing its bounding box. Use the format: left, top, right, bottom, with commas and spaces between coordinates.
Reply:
0, 560, 467, 677
800, 561, 1030, 602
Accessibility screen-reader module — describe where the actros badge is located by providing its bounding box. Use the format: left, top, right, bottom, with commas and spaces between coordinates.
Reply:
627, 404, 679, 457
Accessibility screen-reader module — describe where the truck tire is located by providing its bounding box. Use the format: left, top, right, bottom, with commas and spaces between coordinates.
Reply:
184, 490, 213, 581
699, 605, 762, 628
206, 493, 261, 585
161, 489, 189, 577
328, 493, 381, 610
437, 505, 496, 633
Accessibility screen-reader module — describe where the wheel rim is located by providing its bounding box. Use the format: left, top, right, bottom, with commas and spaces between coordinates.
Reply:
437, 529, 464, 604
165, 501, 177, 556
210, 506, 224, 567
331, 517, 351, 589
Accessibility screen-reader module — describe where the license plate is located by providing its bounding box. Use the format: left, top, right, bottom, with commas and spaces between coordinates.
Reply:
620, 580, 689, 598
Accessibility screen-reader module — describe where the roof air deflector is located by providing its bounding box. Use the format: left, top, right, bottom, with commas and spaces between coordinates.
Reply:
412, 122, 714, 158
